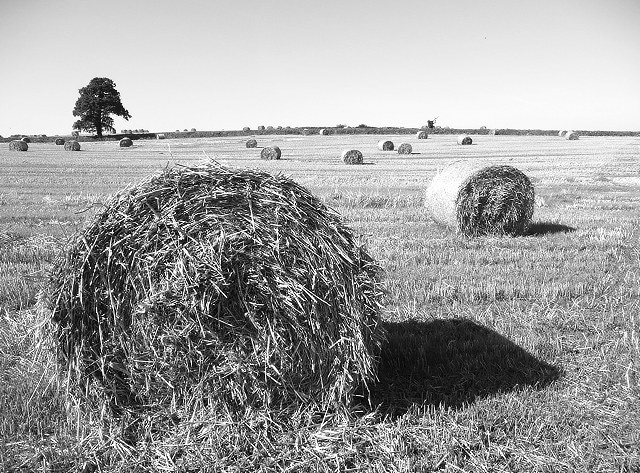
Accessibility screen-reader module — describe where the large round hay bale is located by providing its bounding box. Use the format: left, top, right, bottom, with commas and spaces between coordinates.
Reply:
190, 128, 196, 132
260, 146, 281, 160
457, 135, 473, 145
416, 131, 428, 139
9, 140, 28, 151
565, 131, 579, 140
120, 137, 133, 148
342, 149, 363, 164
40, 164, 383, 423
558, 130, 567, 137
319, 128, 329, 136
257, 126, 265, 131
245, 138, 258, 148
64, 140, 81, 151
156, 134, 166, 140
21, 137, 31, 143
424, 160, 534, 236
55, 138, 65, 146
397, 143, 412, 154
242, 127, 251, 132
377, 140, 394, 151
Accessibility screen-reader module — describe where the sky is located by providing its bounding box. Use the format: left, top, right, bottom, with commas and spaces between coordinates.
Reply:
0, 0, 639, 136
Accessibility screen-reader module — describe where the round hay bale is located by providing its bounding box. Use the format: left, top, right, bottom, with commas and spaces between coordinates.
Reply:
397, 143, 412, 154
9, 140, 28, 151
377, 140, 394, 151
319, 128, 329, 136
190, 128, 196, 132
157, 134, 166, 140
457, 135, 473, 145
21, 137, 31, 143
260, 146, 281, 160
565, 131, 579, 140
64, 140, 81, 151
242, 127, 251, 132
120, 137, 133, 148
424, 160, 534, 236
55, 138, 65, 146
416, 131, 428, 139
257, 126, 265, 131
342, 149, 363, 165
266, 126, 274, 131
245, 138, 258, 148
40, 164, 383, 422
558, 130, 567, 137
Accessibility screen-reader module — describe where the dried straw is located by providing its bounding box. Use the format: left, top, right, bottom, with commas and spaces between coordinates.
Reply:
260, 146, 281, 160
120, 138, 133, 148
64, 140, 81, 151
39, 163, 384, 427
319, 129, 329, 136
565, 131, 579, 140
245, 139, 258, 148
457, 135, 472, 145
424, 160, 534, 236
342, 149, 363, 164
377, 140, 394, 151
416, 131, 428, 139
397, 143, 412, 155
9, 140, 28, 151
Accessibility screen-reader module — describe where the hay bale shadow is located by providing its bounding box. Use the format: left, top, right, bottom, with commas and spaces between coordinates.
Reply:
369, 319, 561, 416
527, 222, 576, 235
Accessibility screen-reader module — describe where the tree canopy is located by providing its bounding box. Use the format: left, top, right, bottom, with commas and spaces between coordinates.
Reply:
72, 78, 131, 138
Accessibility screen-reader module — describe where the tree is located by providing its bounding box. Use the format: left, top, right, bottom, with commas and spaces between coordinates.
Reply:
72, 77, 131, 138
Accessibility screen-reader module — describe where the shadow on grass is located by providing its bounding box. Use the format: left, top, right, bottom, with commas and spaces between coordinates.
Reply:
527, 222, 576, 236
369, 319, 561, 416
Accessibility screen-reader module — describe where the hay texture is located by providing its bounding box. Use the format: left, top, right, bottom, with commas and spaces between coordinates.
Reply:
245, 138, 258, 148
260, 146, 281, 160
457, 135, 473, 145
120, 138, 133, 148
64, 140, 81, 151
9, 140, 28, 151
377, 140, 394, 151
319, 129, 329, 136
558, 130, 567, 137
242, 127, 250, 132
342, 149, 363, 165
397, 143, 412, 155
40, 164, 383, 422
416, 131, 428, 139
55, 138, 65, 145
565, 131, 579, 140
257, 126, 265, 131
424, 160, 534, 236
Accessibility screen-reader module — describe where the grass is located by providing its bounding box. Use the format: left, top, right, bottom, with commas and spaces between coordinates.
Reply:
0, 134, 639, 471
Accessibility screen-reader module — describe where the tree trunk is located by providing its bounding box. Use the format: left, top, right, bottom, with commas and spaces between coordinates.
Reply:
95, 112, 103, 138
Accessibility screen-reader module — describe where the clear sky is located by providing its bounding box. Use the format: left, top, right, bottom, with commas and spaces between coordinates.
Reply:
1, 0, 639, 136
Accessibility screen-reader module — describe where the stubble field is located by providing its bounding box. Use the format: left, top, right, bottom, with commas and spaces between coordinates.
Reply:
1, 133, 639, 471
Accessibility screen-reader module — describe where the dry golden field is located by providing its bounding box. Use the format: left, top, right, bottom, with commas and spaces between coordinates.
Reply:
1, 133, 639, 471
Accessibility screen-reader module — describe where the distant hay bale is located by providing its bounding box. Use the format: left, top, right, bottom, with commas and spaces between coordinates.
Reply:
260, 146, 281, 160
266, 126, 274, 131
157, 134, 166, 140
21, 137, 31, 143
9, 140, 28, 151
55, 138, 65, 145
416, 131, 428, 139
377, 140, 394, 151
457, 135, 473, 145
64, 140, 81, 151
397, 143, 412, 154
424, 160, 534, 236
119, 138, 133, 148
565, 131, 579, 140
39, 163, 383, 425
190, 128, 196, 132
245, 139, 258, 148
243, 127, 251, 132
558, 130, 567, 137
342, 149, 363, 165
319, 129, 329, 136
